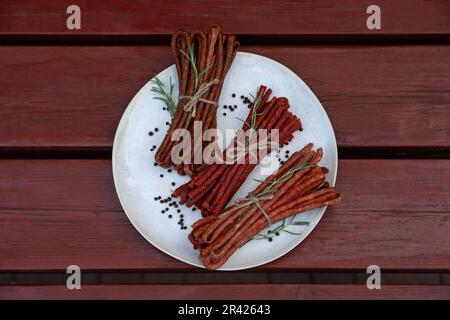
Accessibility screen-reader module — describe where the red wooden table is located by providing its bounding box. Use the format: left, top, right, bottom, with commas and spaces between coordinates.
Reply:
0, 0, 449, 300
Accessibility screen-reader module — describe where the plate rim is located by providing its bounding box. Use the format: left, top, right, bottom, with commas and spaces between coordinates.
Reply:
112, 51, 338, 271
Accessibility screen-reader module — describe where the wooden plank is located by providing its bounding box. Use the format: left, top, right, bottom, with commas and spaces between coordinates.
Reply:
1, 0, 449, 38
0, 159, 449, 271
1, 284, 449, 300
0, 45, 449, 148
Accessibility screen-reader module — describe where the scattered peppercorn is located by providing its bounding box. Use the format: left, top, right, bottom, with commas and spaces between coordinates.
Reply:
232, 93, 236, 98
155, 128, 159, 132
165, 121, 170, 125
168, 215, 172, 219
171, 182, 176, 186
223, 112, 227, 116
268, 238, 273, 242
149, 131, 153, 136
160, 174, 164, 178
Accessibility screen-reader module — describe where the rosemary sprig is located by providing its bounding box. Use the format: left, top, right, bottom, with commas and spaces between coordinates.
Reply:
179, 43, 213, 92
234, 87, 264, 131
253, 218, 310, 240
150, 76, 176, 118
258, 162, 310, 191
252, 161, 311, 240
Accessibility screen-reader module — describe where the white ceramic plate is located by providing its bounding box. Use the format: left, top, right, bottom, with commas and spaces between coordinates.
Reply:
112, 52, 337, 270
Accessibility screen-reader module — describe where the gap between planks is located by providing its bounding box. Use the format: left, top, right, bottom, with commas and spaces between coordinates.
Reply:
1, 34, 450, 46
1, 271, 449, 286
0, 147, 449, 160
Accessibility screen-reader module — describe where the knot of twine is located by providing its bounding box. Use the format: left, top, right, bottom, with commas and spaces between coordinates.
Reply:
219, 193, 274, 226
180, 79, 219, 118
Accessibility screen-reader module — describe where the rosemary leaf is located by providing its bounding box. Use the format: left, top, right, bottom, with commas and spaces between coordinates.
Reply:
150, 76, 176, 118
291, 221, 310, 226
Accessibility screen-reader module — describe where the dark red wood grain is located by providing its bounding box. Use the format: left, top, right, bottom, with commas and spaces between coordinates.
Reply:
0, 159, 449, 271
0, 45, 449, 148
0, 0, 449, 38
1, 284, 449, 300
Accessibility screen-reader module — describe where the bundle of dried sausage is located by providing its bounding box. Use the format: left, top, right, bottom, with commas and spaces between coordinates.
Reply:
189, 143, 342, 270
173, 86, 303, 216
155, 25, 239, 176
